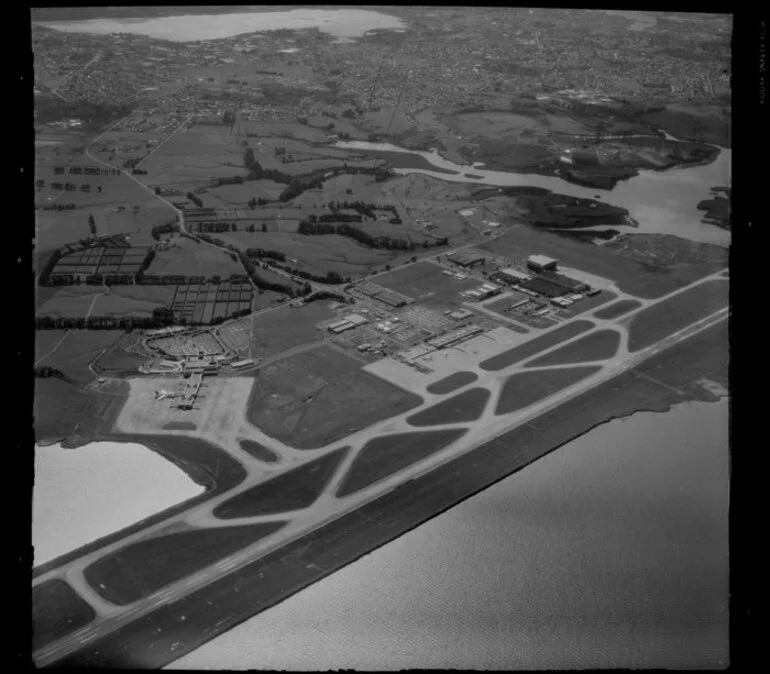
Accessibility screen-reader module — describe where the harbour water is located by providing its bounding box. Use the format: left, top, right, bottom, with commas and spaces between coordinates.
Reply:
33, 441, 204, 567
34, 9, 405, 42
171, 398, 729, 670
336, 140, 731, 247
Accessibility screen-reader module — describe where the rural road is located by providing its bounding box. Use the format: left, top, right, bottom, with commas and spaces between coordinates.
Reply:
34, 330, 71, 368
132, 115, 195, 170
33, 268, 728, 667
51, 52, 101, 98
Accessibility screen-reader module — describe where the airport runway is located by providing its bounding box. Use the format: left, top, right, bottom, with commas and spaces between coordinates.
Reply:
33, 270, 728, 667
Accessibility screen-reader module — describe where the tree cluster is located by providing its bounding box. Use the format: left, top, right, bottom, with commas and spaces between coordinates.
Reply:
214, 175, 244, 187
151, 222, 180, 240
270, 262, 349, 285
303, 290, 353, 304
243, 147, 394, 199
245, 248, 286, 262
237, 250, 301, 296
298, 220, 413, 250
33, 365, 74, 382
194, 222, 238, 233
39, 202, 77, 211
186, 192, 203, 208
35, 311, 174, 331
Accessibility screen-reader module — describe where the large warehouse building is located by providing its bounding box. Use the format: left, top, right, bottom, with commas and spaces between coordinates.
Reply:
492, 268, 531, 286
447, 250, 486, 268
527, 255, 559, 272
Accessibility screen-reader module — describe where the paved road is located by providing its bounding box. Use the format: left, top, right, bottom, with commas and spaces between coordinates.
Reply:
51, 53, 101, 98
33, 269, 728, 667
34, 330, 71, 368
132, 115, 194, 170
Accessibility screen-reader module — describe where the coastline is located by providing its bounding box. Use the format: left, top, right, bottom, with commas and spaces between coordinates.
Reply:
32, 432, 247, 579
38, 316, 729, 663
50, 378, 728, 667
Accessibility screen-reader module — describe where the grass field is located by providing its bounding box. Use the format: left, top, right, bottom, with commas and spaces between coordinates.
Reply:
627, 280, 729, 352
92, 348, 147, 372
479, 320, 595, 371
245, 346, 423, 449
593, 299, 643, 320
238, 439, 280, 463
92, 294, 168, 318
250, 301, 334, 359
479, 225, 725, 299
32, 579, 96, 651
35, 172, 173, 253
35, 329, 125, 381
109, 285, 176, 304
214, 448, 348, 519
374, 261, 481, 307
35, 330, 69, 362
244, 232, 396, 277
34, 378, 128, 444
207, 180, 287, 204
336, 428, 468, 498
495, 366, 602, 415
526, 329, 621, 367
138, 126, 244, 186
146, 237, 242, 277
36, 288, 104, 318
83, 522, 287, 606
425, 371, 479, 394
634, 318, 728, 389
406, 387, 490, 427
37, 288, 171, 319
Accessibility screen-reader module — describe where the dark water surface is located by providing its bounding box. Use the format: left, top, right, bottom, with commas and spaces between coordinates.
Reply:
171, 398, 728, 670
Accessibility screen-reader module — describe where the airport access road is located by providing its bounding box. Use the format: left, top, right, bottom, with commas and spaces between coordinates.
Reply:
33, 270, 728, 667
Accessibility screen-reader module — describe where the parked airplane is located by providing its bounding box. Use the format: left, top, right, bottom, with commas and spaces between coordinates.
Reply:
154, 389, 177, 400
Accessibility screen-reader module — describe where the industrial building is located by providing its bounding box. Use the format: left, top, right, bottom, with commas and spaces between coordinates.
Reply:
509, 298, 530, 311
231, 358, 256, 369
520, 276, 569, 298
461, 282, 502, 302
539, 271, 589, 293
427, 324, 484, 349
373, 289, 412, 308
355, 282, 383, 297
449, 309, 474, 321
328, 319, 355, 333
400, 343, 436, 362
492, 268, 531, 286
447, 250, 486, 268
527, 255, 559, 272
182, 359, 219, 375
345, 313, 368, 326
328, 313, 369, 334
